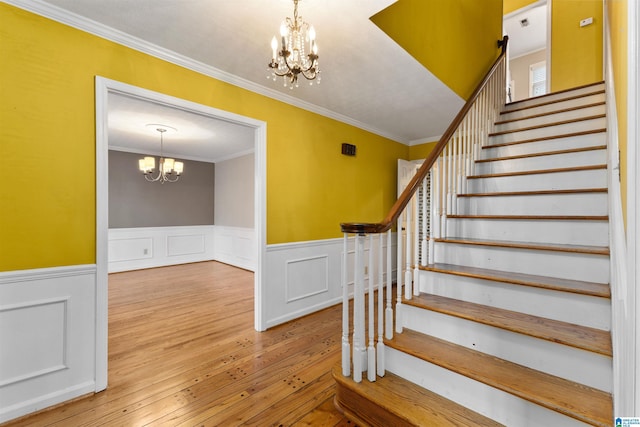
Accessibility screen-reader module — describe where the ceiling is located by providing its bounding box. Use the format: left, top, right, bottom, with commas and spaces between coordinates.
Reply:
15, 0, 546, 163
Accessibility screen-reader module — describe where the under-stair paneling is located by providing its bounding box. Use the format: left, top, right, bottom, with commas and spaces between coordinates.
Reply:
0, 265, 97, 423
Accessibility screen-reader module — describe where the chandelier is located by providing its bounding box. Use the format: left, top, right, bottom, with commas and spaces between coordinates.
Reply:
268, 0, 320, 88
138, 125, 184, 183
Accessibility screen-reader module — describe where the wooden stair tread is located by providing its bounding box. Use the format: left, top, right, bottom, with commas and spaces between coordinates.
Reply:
435, 236, 610, 256
386, 330, 612, 427
448, 214, 608, 221
483, 128, 606, 149
489, 114, 606, 137
503, 83, 605, 113
420, 263, 610, 298
475, 144, 607, 163
457, 188, 607, 197
495, 101, 606, 125
404, 293, 612, 356
467, 164, 606, 179
332, 364, 504, 427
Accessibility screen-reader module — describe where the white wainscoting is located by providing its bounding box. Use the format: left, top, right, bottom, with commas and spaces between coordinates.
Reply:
0, 265, 97, 423
213, 226, 256, 272
108, 226, 216, 273
108, 226, 255, 273
265, 234, 397, 329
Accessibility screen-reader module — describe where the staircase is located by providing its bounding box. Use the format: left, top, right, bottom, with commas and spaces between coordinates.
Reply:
334, 82, 613, 426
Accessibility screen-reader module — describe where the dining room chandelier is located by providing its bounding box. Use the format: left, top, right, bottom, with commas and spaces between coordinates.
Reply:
138, 126, 184, 183
268, 0, 320, 88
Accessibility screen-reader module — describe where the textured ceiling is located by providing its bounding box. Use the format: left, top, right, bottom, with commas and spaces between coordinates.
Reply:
9, 0, 546, 161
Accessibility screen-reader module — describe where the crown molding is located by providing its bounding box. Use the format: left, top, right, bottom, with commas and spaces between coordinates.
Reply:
4, 0, 408, 144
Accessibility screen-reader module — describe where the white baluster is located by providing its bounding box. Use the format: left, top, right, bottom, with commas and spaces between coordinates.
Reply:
395, 216, 403, 334
377, 233, 385, 377
421, 176, 429, 267
367, 235, 376, 382
341, 233, 350, 377
413, 191, 420, 296
404, 198, 412, 299
353, 234, 365, 383
385, 229, 394, 339
429, 167, 437, 264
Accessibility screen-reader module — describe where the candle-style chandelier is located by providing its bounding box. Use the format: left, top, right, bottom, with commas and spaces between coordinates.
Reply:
138, 125, 184, 184
268, 0, 320, 88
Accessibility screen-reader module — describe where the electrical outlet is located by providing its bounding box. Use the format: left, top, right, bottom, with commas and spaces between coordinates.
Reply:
580, 17, 593, 27
143, 248, 148, 255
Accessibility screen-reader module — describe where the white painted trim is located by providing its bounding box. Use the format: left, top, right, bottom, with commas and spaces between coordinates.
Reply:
213, 225, 256, 272
0, 265, 97, 423
628, 0, 640, 415
108, 226, 216, 273
5, 0, 406, 144
603, 7, 631, 416
108, 145, 255, 164
264, 235, 397, 329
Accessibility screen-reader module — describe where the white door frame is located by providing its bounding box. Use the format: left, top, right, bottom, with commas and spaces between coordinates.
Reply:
94, 76, 267, 391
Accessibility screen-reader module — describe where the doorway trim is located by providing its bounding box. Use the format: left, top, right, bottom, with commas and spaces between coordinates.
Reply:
94, 76, 267, 391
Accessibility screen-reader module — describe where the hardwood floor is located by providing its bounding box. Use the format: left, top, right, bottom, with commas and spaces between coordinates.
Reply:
2, 261, 354, 427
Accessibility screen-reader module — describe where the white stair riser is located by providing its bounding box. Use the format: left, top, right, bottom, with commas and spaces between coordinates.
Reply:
489, 117, 607, 145
386, 347, 596, 427
495, 104, 606, 132
401, 304, 612, 392
418, 270, 611, 330
446, 217, 609, 246
481, 132, 606, 158
503, 86, 605, 112
467, 169, 607, 193
475, 149, 606, 175
457, 192, 608, 216
433, 242, 609, 283
501, 92, 606, 121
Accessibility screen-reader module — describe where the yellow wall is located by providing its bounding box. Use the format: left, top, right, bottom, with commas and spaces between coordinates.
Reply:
0, 4, 407, 271
409, 141, 438, 161
370, 0, 504, 100
607, 0, 628, 226
551, 0, 604, 91
504, 0, 540, 15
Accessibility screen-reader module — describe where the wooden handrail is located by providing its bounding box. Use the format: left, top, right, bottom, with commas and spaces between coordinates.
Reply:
341, 36, 509, 234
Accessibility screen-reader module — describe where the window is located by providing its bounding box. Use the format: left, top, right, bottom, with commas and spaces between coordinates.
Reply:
529, 61, 547, 97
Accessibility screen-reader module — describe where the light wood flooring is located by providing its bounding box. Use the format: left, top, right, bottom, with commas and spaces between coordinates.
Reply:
2, 261, 354, 426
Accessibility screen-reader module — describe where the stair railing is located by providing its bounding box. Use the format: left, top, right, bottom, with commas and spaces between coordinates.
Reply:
340, 36, 509, 382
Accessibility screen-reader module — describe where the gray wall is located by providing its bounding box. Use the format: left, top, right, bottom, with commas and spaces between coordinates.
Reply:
214, 153, 254, 228
109, 150, 215, 228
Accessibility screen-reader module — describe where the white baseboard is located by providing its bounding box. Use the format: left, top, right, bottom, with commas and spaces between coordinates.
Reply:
0, 265, 97, 423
